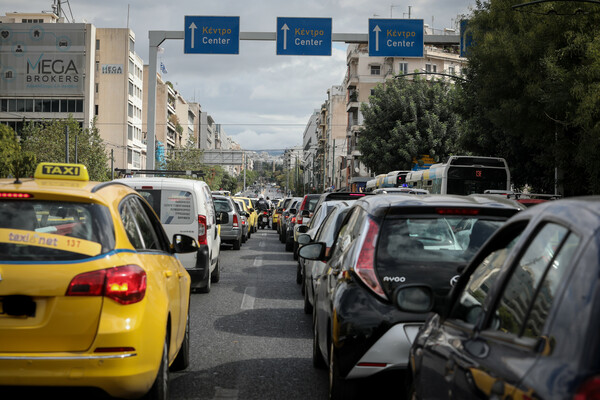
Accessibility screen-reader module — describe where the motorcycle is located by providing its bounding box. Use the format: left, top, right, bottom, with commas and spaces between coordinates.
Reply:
258, 210, 270, 229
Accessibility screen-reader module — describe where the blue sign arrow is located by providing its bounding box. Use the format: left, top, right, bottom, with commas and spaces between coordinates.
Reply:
184, 16, 239, 54
368, 19, 424, 57
276, 17, 332, 56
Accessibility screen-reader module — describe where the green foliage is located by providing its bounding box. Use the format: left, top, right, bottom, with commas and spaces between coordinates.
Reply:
165, 137, 204, 173
19, 117, 110, 181
459, 0, 600, 195
0, 124, 37, 179
358, 77, 462, 174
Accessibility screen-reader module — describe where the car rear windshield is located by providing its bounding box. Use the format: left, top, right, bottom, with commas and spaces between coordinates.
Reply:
0, 200, 115, 262
376, 215, 505, 265
136, 189, 195, 225
214, 198, 233, 213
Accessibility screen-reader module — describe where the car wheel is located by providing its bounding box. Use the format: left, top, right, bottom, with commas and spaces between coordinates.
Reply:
285, 238, 293, 252
247, 229, 252, 239
303, 282, 313, 314
272, 224, 277, 231
296, 263, 302, 284
312, 316, 326, 369
233, 237, 241, 250
293, 242, 299, 260
170, 310, 190, 371
211, 260, 221, 283
143, 337, 169, 400
329, 341, 357, 400
198, 270, 211, 294
242, 233, 247, 243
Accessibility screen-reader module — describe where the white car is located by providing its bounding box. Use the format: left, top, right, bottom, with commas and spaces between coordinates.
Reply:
114, 177, 222, 293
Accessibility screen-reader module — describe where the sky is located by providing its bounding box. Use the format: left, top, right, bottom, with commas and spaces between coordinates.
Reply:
6, 0, 476, 151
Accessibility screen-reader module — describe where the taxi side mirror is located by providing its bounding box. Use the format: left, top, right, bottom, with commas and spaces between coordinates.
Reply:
172, 234, 198, 254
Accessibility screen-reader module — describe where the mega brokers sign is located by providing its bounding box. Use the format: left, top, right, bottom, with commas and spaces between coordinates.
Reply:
0, 23, 86, 95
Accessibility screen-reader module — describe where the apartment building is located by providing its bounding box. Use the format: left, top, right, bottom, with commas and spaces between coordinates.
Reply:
95, 28, 145, 171
342, 34, 465, 191
199, 111, 216, 150
302, 110, 320, 192
325, 85, 347, 191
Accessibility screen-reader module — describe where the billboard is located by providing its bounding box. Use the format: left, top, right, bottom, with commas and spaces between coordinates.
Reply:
0, 23, 87, 96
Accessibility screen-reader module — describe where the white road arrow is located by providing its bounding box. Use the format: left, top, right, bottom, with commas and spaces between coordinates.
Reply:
189, 22, 197, 48
281, 23, 289, 50
373, 25, 381, 51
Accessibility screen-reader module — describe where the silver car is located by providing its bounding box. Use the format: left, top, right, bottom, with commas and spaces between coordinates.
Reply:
213, 195, 243, 250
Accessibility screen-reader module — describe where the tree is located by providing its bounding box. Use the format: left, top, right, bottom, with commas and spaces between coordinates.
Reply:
458, 0, 600, 195
165, 137, 204, 173
20, 117, 110, 181
358, 77, 462, 174
0, 124, 36, 179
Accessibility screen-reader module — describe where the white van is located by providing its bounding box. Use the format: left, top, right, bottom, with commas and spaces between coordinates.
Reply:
114, 177, 222, 293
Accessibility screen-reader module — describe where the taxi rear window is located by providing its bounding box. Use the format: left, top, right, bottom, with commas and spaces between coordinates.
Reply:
0, 200, 115, 261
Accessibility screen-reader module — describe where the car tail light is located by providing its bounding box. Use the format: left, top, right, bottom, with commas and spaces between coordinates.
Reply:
575, 376, 600, 400
0, 192, 33, 198
353, 217, 386, 300
297, 216, 303, 224
291, 216, 296, 224
233, 214, 239, 228
66, 265, 147, 305
436, 208, 480, 215
198, 214, 207, 245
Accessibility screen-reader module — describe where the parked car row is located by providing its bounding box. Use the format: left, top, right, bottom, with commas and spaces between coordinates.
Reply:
285, 190, 529, 399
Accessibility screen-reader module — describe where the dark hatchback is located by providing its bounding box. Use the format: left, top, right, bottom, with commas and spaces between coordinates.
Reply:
395, 196, 600, 400
299, 194, 524, 399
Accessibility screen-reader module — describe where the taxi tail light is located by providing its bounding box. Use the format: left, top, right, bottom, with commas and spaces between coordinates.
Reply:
574, 376, 600, 400
198, 214, 208, 245
352, 217, 387, 300
233, 214, 239, 228
66, 265, 147, 305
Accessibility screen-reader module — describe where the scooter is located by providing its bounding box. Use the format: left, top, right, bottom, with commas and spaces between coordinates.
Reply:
258, 210, 270, 229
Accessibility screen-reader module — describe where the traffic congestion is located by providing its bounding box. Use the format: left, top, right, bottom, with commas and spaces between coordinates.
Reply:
2, 161, 600, 400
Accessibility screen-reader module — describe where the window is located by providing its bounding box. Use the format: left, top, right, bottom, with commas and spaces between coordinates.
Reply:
399, 62, 408, 75
370, 65, 381, 75
127, 148, 133, 164
449, 223, 527, 326
490, 223, 580, 338
120, 198, 144, 249
51, 100, 59, 113
1, 99, 7, 112
129, 37, 135, 53
95, 39, 100, 50
448, 66, 456, 75
128, 124, 133, 140
95, 83, 99, 93
95, 105, 99, 116
95, 61, 99, 72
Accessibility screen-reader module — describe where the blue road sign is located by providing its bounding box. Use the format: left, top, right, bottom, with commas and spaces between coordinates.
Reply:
368, 19, 424, 57
276, 17, 332, 56
184, 16, 239, 54
460, 20, 473, 57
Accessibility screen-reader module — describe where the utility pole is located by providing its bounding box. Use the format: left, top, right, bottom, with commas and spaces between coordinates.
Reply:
65, 126, 69, 163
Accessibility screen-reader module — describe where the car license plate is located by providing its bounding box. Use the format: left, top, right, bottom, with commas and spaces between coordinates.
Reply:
0, 295, 36, 317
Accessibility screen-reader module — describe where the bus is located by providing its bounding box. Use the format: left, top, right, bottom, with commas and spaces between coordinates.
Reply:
381, 170, 411, 188
405, 156, 510, 195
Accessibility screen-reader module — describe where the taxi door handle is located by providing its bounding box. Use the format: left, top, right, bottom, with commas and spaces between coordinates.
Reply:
164, 270, 173, 278
177, 272, 185, 278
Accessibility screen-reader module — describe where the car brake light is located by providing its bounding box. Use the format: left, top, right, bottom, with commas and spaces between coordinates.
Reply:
436, 208, 479, 215
141, 186, 153, 189
574, 376, 600, 400
291, 216, 296, 223
0, 192, 33, 198
353, 217, 386, 300
66, 265, 147, 305
233, 214, 239, 228
198, 214, 207, 245
297, 216, 303, 224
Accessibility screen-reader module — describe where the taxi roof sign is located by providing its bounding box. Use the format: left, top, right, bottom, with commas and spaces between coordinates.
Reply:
34, 163, 90, 181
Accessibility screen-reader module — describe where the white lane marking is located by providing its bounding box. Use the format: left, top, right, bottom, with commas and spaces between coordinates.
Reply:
241, 287, 257, 310
253, 256, 263, 266
259, 241, 266, 247
212, 387, 239, 399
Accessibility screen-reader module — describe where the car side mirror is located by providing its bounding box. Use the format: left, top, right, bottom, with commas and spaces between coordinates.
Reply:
289, 208, 297, 215
243, 212, 250, 218
249, 208, 255, 213
172, 234, 198, 254
297, 233, 311, 245
216, 211, 229, 225
301, 210, 310, 217
298, 225, 309, 234
277, 208, 283, 213
393, 285, 434, 314
298, 242, 326, 260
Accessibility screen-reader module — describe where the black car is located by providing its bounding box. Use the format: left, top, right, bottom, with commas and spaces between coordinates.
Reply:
299, 194, 524, 399
395, 196, 600, 400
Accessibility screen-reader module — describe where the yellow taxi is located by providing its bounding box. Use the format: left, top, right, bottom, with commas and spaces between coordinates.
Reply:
233, 196, 257, 233
271, 199, 283, 230
0, 163, 196, 399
